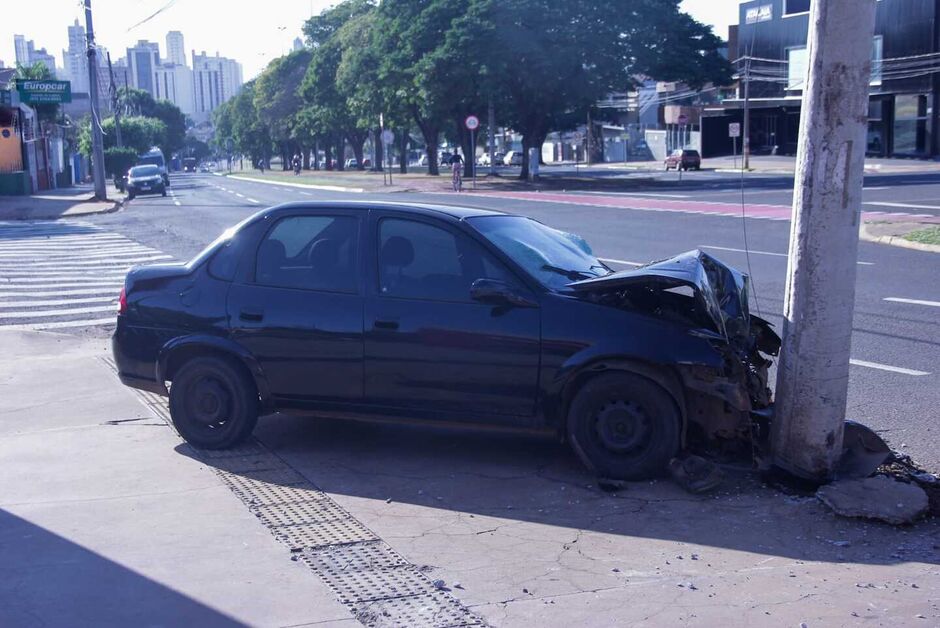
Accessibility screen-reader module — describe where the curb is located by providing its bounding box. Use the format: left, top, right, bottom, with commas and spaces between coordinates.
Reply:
221, 173, 366, 194
0, 195, 124, 221
859, 223, 940, 253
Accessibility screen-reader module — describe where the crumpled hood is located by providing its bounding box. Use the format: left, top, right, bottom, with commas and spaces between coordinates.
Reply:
568, 250, 751, 343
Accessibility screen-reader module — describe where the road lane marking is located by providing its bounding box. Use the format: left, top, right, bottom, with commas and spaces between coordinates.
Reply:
862, 187, 890, 191
0, 281, 125, 289
235, 193, 245, 198
701, 245, 875, 266
174, 200, 181, 206
0, 287, 122, 298
849, 359, 930, 377
863, 201, 940, 210
884, 297, 940, 308
0, 255, 172, 268
247, 198, 260, 204
600, 258, 643, 267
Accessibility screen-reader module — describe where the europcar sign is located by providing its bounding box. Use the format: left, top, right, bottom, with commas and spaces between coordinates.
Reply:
15, 80, 72, 104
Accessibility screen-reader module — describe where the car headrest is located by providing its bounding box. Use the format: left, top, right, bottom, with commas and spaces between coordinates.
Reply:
308, 238, 341, 268
381, 236, 414, 267
258, 239, 287, 266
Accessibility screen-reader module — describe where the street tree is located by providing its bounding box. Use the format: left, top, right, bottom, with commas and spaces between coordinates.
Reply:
254, 49, 314, 169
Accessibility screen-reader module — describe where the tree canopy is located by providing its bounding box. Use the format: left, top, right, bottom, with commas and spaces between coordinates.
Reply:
214, 0, 731, 177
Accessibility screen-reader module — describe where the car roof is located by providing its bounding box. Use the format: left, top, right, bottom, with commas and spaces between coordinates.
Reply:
258, 200, 510, 222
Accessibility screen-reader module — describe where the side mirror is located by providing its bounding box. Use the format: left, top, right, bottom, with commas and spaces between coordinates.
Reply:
470, 278, 537, 308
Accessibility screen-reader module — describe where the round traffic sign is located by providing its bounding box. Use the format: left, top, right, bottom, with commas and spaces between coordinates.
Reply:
677, 114, 689, 125
381, 129, 394, 144
465, 115, 480, 131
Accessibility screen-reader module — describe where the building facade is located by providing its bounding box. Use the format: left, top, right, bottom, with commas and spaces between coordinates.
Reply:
191, 51, 243, 123
62, 19, 89, 95
703, 0, 940, 159
126, 40, 160, 96
13, 35, 28, 66
154, 63, 195, 117
166, 31, 186, 67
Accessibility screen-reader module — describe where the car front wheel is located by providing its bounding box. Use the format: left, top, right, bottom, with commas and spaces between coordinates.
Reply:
169, 356, 259, 450
566, 372, 681, 480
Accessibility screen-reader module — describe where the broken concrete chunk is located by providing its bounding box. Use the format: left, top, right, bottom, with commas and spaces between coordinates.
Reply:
669, 455, 724, 494
816, 476, 929, 525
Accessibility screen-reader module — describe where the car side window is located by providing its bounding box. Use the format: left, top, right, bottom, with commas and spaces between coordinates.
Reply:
255, 215, 359, 293
378, 218, 514, 302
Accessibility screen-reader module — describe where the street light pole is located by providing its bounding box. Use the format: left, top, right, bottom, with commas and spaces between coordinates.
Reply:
772, 0, 877, 480
84, 0, 107, 199
742, 56, 751, 171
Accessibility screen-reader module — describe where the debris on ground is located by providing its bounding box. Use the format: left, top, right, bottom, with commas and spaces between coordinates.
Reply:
668, 455, 724, 494
878, 452, 940, 516
597, 477, 628, 492
835, 420, 892, 479
432, 579, 447, 590
816, 476, 929, 525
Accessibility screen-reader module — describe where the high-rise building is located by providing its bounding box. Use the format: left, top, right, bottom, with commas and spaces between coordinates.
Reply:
126, 40, 160, 95
62, 19, 89, 94
293, 37, 304, 52
154, 63, 195, 117
13, 35, 28, 66
166, 31, 186, 67
191, 51, 243, 122
27, 43, 57, 77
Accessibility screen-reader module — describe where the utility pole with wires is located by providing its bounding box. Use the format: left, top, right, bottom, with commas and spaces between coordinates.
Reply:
107, 52, 122, 148
771, 0, 877, 480
84, 0, 107, 200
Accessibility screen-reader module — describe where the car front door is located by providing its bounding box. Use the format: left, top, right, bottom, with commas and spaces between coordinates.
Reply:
227, 211, 365, 405
363, 212, 541, 421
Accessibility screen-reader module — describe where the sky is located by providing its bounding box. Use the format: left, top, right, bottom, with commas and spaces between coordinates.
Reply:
1, 0, 739, 81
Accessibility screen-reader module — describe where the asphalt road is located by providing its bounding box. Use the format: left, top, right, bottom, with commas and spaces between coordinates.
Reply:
5, 170, 938, 469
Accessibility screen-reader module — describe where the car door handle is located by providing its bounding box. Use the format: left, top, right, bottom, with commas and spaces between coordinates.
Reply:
374, 318, 399, 330
239, 308, 264, 322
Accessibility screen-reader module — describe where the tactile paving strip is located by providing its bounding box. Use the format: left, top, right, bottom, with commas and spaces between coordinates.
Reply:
103, 357, 486, 627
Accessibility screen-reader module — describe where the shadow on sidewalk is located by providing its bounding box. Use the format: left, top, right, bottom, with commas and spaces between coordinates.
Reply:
180, 414, 940, 568
0, 509, 243, 627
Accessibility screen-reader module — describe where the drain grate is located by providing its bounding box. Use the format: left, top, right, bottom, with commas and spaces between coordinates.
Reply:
103, 357, 486, 627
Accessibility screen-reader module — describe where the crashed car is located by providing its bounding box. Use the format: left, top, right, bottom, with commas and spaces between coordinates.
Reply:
112, 202, 780, 480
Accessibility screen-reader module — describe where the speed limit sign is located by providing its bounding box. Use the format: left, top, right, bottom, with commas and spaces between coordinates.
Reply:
465, 115, 480, 131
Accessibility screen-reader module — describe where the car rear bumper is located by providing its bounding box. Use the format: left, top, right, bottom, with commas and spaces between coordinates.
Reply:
118, 371, 168, 396
112, 318, 168, 396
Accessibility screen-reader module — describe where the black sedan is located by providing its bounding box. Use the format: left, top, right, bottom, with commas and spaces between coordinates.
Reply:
112, 202, 779, 480
126, 165, 167, 199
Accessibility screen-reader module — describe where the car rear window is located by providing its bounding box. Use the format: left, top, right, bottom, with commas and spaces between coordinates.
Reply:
255, 215, 359, 294
129, 166, 160, 177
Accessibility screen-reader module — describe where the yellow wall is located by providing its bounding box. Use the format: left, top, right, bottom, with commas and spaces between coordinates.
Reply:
0, 127, 23, 172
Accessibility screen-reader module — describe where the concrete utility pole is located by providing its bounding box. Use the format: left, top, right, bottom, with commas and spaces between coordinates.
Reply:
84, 0, 107, 199
772, 0, 877, 480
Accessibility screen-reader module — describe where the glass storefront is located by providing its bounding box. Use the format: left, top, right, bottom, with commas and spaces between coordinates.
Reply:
893, 94, 930, 155
868, 99, 886, 156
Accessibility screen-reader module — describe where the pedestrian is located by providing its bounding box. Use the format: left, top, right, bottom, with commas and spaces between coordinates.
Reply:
292, 153, 302, 175
450, 152, 463, 192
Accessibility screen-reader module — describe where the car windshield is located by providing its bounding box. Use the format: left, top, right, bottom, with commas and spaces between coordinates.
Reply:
130, 165, 160, 177
468, 215, 612, 290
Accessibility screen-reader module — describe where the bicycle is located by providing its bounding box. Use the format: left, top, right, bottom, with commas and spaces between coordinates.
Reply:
452, 161, 463, 192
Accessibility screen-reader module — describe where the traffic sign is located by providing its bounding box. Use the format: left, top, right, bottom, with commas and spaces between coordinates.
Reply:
729, 123, 741, 138
573, 132, 584, 143
381, 129, 394, 145
677, 113, 689, 125
465, 115, 480, 131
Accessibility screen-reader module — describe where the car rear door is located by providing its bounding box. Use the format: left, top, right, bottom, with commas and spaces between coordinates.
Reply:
363, 211, 541, 421
227, 210, 365, 405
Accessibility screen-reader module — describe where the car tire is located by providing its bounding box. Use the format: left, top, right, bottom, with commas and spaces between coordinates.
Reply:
566, 372, 681, 480
169, 356, 259, 450
664, 163, 670, 171
161, 189, 167, 197
128, 191, 135, 200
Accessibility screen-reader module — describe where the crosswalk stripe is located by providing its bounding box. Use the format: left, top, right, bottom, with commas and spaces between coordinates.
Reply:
0, 317, 117, 331
0, 304, 117, 319
0, 222, 172, 331
0, 296, 116, 308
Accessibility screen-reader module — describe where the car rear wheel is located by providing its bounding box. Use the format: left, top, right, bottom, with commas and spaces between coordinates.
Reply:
169, 356, 259, 450
128, 191, 135, 199
566, 372, 681, 480
161, 189, 167, 197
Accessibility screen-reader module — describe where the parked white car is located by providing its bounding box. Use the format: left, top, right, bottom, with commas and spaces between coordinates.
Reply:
503, 151, 524, 166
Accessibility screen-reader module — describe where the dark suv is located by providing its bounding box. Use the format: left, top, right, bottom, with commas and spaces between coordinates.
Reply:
664, 149, 701, 171
126, 165, 167, 199
113, 202, 779, 480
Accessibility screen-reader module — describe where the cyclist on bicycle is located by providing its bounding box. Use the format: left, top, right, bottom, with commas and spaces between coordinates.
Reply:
450, 152, 464, 192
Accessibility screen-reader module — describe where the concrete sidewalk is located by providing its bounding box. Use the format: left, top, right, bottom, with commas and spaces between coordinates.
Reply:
2, 329, 937, 627
0, 330, 353, 627
0, 184, 122, 220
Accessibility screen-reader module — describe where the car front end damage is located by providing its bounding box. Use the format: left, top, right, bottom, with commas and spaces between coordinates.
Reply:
569, 250, 781, 462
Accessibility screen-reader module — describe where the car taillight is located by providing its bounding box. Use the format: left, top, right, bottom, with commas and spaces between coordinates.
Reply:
118, 287, 127, 315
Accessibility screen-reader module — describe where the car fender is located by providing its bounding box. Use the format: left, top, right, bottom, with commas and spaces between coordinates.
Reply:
552, 356, 689, 445
156, 334, 274, 409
